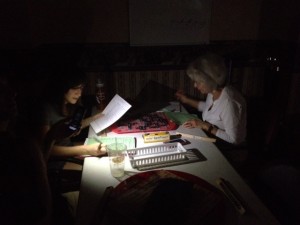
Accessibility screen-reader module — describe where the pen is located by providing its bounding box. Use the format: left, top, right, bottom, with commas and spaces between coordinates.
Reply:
216, 178, 246, 215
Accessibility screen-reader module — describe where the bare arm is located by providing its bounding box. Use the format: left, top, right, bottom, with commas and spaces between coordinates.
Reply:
50, 143, 106, 157
81, 112, 104, 129
42, 119, 106, 158
175, 90, 200, 109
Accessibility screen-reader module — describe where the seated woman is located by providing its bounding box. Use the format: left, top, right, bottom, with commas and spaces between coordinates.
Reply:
40, 68, 107, 173
176, 52, 247, 166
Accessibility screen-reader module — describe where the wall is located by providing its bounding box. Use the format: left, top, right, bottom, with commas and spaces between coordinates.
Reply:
1, 0, 264, 48
210, 0, 262, 41
1, 0, 299, 118
0, 0, 31, 48
2, 0, 300, 47
86, 69, 203, 101
259, 0, 300, 42
28, 0, 129, 46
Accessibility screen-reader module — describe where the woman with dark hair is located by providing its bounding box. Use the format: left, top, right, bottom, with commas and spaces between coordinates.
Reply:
39, 68, 108, 221
41, 68, 107, 171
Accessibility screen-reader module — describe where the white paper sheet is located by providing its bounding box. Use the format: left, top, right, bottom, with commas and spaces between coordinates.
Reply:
90, 94, 132, 134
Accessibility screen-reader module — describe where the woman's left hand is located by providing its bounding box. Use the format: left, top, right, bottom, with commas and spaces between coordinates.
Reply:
92, 112, 105, 120
81, 113, 105, 128
183, 119, 207, 129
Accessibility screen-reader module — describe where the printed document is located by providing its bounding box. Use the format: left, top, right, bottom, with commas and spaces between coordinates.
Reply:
90, 94, 132, 133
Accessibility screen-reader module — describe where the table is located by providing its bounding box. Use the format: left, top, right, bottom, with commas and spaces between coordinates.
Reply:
75, 106, 281, 225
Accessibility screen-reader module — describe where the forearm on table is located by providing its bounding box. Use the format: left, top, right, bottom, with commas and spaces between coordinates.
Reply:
214, 129, 238, 144
50, 144, 89, 157
202, 122, 218, 136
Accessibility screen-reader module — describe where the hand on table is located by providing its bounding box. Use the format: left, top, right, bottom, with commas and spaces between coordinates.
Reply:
85, 143, 107, 156
183, 118, 208, 130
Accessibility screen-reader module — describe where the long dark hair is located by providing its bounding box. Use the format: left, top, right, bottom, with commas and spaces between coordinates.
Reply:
44, 67, 87, 117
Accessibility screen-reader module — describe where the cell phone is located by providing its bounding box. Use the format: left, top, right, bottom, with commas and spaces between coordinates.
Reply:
68, 106, 86, 131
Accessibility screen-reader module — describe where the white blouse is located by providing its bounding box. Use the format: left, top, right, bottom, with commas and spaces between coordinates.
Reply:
198, 86, 247, 145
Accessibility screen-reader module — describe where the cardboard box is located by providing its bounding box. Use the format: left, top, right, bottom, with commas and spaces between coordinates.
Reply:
143, 131, 170, 143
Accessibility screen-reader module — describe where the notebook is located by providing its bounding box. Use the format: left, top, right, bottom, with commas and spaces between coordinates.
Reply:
85, 136, 136, 150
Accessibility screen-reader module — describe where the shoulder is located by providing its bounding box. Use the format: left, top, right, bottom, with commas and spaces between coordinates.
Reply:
43, 103, 60, 116
43, 103, 65, 125
223, 86, 246, 106
43, 102, 55, 111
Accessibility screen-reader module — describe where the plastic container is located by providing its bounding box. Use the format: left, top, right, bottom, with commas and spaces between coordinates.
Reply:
127, 143, 206, 171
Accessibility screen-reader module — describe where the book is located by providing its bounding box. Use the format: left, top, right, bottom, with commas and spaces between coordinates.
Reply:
176, 126, 216, 143
85, 136, 136, 150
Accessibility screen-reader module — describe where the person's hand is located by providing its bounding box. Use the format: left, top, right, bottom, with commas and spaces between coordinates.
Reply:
175, 90, 189, 104
183, 119, 207, 129
92, 112, 105, 121
81, 112, 104, 128
85, 143, 107, 156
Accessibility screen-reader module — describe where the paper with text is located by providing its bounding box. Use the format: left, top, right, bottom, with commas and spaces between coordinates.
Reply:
90, 94, 132, 134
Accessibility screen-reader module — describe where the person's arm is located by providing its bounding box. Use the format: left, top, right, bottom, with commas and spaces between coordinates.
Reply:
41, 117, 106, 158
175, 90, 200, 109
215, 101, 245, 145
81, 112, 104, 129
50, 143, 106, 157
183, 97, 200, 109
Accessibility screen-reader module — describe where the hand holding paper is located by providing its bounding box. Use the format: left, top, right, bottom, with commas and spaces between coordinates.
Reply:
90, 94, 132, 134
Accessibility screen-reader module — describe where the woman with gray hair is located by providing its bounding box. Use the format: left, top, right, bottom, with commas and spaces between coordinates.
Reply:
176, 52, 247, 150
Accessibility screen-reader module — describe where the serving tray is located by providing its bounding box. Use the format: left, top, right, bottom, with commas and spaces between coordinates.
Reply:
127, 143, 207, 171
